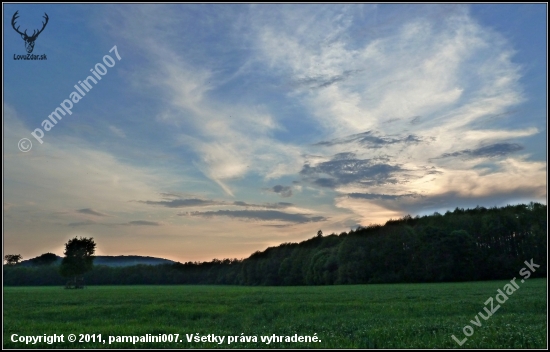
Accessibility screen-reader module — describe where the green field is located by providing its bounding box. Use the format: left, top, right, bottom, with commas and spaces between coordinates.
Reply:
3, 279, 546, 348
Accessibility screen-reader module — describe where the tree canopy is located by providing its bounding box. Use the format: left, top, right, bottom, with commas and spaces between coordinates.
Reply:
4, 254, 22, 266
59, 237, 96, 288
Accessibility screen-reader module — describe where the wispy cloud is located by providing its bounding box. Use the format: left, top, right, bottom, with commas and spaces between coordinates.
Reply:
125, 220, 160, 226
77, 208, 109, 217
293, 69, 364, 90
139, 198, 223, 208
68, 220, 161, 227
348, 192, 421, 201
463, 128, 539, 141
181, 210, 327, 224
231, 201, 294, 209
99, 5, 305, 196
139, 197, 294, 209
437, 143, 524, 159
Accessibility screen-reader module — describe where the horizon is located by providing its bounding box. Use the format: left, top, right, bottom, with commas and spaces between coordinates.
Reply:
7, 201, 546, 264
4, 4, 547, 264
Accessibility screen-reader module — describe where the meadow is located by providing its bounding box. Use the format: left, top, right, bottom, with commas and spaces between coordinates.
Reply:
3, 278, 546, 348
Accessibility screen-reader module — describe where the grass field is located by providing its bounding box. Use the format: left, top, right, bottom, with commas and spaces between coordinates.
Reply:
3, 279, 546, 348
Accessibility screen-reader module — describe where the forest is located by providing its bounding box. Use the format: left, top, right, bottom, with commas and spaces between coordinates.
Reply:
4, 202, 546, 286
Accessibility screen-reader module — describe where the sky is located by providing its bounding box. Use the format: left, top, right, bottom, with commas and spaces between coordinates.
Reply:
3, 4, 547, 263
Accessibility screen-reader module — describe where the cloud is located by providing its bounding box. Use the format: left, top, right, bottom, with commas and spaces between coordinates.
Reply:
269, 185, 293, 198
3, 103, 172, 223
231, 201, 294, 209
77, 208, 109, 217
314, 130, 428, 148
437, 143, 524, 159
126, 220, 160, 226
99, 5, 306, 196
67, 220, 161, 227
139, 197, 295, 209
463, 128, 539, 141
99, 5, 542, 232
337, 156, 546, 225
139, 198, 224, 208
181, 210, 327, 224
293, 69, 364, 90
348, 192, 421, 200
300, 152, 405, 188
158, 192, 184, 199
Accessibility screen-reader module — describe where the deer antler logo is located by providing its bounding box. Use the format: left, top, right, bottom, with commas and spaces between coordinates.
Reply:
11, 11, 49, 54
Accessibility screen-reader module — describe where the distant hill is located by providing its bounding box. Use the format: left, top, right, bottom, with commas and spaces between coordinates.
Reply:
7, 203, 546, 287
19, 255, 175, 267
94, 256, 175, 267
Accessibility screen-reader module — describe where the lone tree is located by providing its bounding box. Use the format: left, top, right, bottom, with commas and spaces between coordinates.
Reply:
4, 254, 22, 265
59, 237, 96, 289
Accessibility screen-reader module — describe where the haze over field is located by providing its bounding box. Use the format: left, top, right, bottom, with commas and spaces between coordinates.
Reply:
4, 4, 547, 262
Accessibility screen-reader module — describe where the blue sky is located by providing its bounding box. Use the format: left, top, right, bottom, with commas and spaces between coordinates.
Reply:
4, 4, 547, 262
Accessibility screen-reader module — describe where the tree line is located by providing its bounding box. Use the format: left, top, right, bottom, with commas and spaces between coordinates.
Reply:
5, 237, 95, 288
4, 203, 546, 286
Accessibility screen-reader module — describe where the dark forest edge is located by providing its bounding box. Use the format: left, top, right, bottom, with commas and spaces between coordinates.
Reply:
4, 202, 547, 286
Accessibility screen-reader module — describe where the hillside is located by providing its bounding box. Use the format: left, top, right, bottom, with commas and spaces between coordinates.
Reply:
19, 255, 175, 267
5, 202, 547, 286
